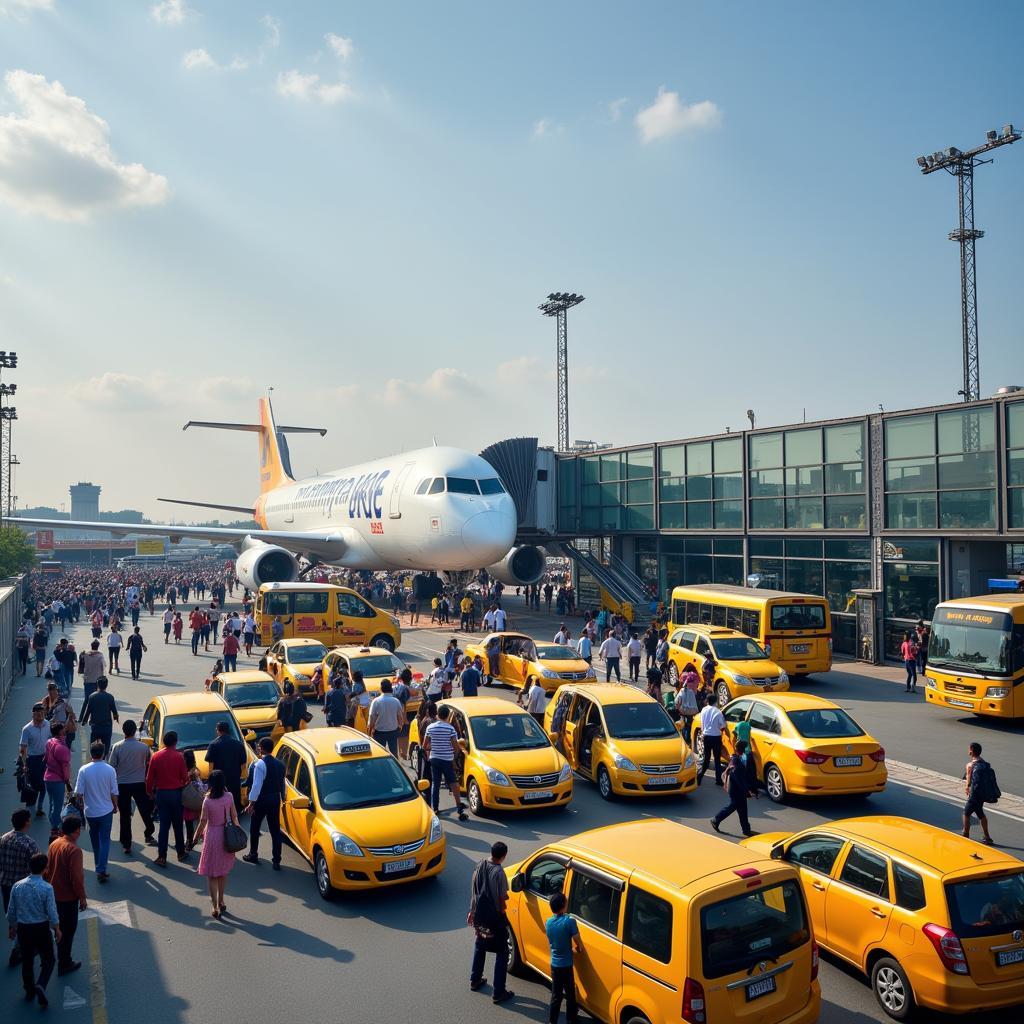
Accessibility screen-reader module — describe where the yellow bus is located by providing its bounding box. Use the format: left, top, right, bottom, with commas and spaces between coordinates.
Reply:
668, 583, 833, 677
924, 595, 1024, 719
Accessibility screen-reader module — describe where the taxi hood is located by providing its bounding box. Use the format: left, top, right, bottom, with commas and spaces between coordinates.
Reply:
325, 794, 432, 849
477, 744, 565, 775
612, 733, 689, 765
230, 706, 277, 729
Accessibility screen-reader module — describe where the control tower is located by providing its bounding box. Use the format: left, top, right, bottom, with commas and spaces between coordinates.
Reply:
69, 482, 101, 522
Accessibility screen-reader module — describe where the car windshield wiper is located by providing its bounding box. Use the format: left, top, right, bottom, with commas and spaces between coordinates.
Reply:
230, 700, 273, 708
339, 794, 413, 810
484, 742, 549, 751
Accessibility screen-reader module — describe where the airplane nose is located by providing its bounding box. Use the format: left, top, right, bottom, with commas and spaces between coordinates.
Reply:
462, 509, 516, 559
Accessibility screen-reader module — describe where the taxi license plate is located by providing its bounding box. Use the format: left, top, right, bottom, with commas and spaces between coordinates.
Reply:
790, 643, 811, 654
647, 776, 678, 786
947, 698, 973, 709
383, 857, 416, 874
997, 948, 1024, 967
746, 975, 777, 1001
834, 756, 862, 767
523, 790, 554, 801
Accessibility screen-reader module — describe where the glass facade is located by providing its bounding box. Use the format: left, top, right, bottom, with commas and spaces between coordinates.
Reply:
1008, 402, 1024, 529
883, 539, 940, 658
580, 449, 654, 532
658, 437, 743, 530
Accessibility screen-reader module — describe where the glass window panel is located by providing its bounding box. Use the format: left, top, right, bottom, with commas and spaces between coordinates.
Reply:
886, 493, 937, 530
1011, 489, 1024, 529
749, 557, 783, 589
661, 553, 685, 589
600, 453, 622, 481
939, 489, 996, 530
684, 555, 713, 585
826, 495, 867, 530
885, 414, 935, 459
825, 560, 872, 613
626, 505, 655, 530
662, 537, 686, 554
713, 537, 743, 555
582, 484, 600, 508
825, 462, 864, 494
686, 502, 712, 530
599, 481, 621, 505
750, 498, 784, 529
598, 507, 622, 530
885, 561, 939, 619
1009, 403, 1024, 448
785, 428, 822, 466
749, 538, 783, 556
785, 539, 823, 558
937, 452, 996, 490
713, 556, 744, 586
713, 437, 742, 474
885, 539, 939, 562
1009, 451, 1024, 488
687, 537, 712, 554
785, 497, 824, 530
581, 507, 600, 529
686, 475, 713, 501
626, 448, 654, 478
626, 479, 654, 504
749, 432, 783, 470
885, 458, 937, 492
558, 507, 577, 532
825, 539, 872, 559
749, 469, 784, 498
825, 422, 865, 464
659, 445, 686, 476
660, 503, 686, 529
713, 500, 743, 530
686, 442, 712, 476
713, 473, 743, 499
660, 478, 685, 502
785, 466, 823, 496
786, 558, 824, 596
557, 460, 576, 503
937, 406, 995, 454
582, 456, 600, 484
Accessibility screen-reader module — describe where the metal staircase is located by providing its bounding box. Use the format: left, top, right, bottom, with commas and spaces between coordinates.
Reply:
556, 542, 653, 624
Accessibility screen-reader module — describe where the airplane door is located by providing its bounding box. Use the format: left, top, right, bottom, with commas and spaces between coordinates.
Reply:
389, 462, 416, 520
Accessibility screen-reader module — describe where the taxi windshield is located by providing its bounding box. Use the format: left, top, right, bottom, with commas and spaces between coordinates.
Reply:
603, 703, 677, 739
787, 708, 864, 739
535, 645, 578, 661
223, 681, 280, 707
711, 637, 768, 661
349, 654, 402, 677
470, 713, 550, 751
770, 604, 826, 631
287, 643, 328, 664
315, 757, 417, 810
164, 713, 243, 751
946, 872, 1024, 939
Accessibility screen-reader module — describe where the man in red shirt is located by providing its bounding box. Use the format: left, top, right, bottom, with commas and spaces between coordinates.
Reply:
188, 608, 206, 657
42, 817, 86, 976
145, 732, 189, 867
222, 630, 240, 672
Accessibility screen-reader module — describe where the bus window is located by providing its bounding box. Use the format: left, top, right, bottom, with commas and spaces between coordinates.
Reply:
686, 601, 700, 624
698, 603, 714, 625
711, 605, 728, 627
671, 600, 686, 624
264, 592, 291, 616
770, 603, 827, 631
741, 610, 762, 639
726, 607, 743, 632
337, 593, 374, 618
294, 592, 329, 615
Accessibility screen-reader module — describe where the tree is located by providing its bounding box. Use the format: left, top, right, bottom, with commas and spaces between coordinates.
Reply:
0, 528, 37, 577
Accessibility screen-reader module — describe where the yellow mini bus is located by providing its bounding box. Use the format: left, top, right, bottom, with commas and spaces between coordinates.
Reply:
669, 584, 833, 677
925, 595, 1024, 719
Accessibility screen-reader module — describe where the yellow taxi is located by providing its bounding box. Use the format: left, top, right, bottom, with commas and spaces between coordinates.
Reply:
741, 817, 1024, 1020
265, 637, 331, 698
666, 624, 790, 707
273, 727, 445, 898
705, 693, 887, 803
138, 692, 257, 793
207, 670, 282, 743
421, 697, 572, 815
543, 683, 696, 800
464, 631, 596, 694
505, 818, 821, 1024
322, 645, 424, 715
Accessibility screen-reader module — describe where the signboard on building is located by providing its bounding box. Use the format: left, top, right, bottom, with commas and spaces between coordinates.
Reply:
34, 530, 54, 551
136, 539, 165, 556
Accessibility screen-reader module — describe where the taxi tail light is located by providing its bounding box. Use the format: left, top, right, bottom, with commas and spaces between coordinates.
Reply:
811, 938, 819, 981
923, 923, 970, 975
794, 749, 829, 765
869, 747, 886, 763
681, 977, 706, 1023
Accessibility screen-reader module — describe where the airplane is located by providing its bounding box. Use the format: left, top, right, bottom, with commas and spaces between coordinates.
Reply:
5, 398, 548, 594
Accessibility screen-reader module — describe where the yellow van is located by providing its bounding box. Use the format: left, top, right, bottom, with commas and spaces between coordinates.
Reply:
543, 683, 697, 800
669, 584, 832, 677
256, 582, 401, 652
505, 818, 821, 1024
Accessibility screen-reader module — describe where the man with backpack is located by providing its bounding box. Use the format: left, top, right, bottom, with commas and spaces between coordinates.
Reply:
963, 742, 998, 845
467, 841, 514, 1005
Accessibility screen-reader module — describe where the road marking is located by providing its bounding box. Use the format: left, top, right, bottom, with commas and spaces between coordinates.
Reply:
80, 900, 132, 928
87, 915, 107, 1023
63, 985, 87, 1010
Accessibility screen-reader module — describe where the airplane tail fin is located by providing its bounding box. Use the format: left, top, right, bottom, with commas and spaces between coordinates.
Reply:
258, 397, 294, 494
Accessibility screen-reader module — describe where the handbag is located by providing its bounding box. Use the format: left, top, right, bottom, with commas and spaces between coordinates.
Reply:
223, 816, 248, 853
182, 780, 206, 813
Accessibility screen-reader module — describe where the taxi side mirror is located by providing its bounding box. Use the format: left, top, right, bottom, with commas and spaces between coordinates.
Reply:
770, 843, 784, 861
457, 738, 468, 751
510, 873, 524, 893
244, 730, 257, 743
289, 796, 311, 810
547, 731, 559, 745
417, 779, 430, 793
675, 719, 685, 734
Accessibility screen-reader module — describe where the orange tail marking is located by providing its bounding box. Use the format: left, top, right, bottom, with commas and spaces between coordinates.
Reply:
258, 397, 293, 495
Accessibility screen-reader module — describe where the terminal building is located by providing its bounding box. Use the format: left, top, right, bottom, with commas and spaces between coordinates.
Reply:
509, 389, 1024, 661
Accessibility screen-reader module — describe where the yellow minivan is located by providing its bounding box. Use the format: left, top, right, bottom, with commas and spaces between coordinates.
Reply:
256, 582, 401, 651
505, 818, 821, 1024
544, 683, 697, 800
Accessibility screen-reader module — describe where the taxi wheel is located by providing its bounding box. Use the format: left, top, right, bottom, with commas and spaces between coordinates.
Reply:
764, 763, 787, 803
506, 926, 525, 977
624, 1016, 652, 1024
467, 778, 487, 817
597, 765, 615, 801
692, 729, 705, 762
314, 849, 336, 902
371, 634, 395, 652
871, 957, 916, 1021
715, 681, 731, 707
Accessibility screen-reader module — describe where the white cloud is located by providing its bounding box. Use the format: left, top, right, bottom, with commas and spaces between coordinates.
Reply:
71, 372, 170, 410
258, 13, 280, 56
384, 368, 481, 403
0, 70, 170, 222
0, 0, 52, 17
635, 86, 720, 143
150, 0, 187, 26
276, 69, 352, 106
532, 118, 564, 139
325, 33, 354, 61
182, 48, 248, 72
607, 97, 628, 122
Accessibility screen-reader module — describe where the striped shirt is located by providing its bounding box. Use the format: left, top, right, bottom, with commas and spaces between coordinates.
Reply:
424, 721, 459, 761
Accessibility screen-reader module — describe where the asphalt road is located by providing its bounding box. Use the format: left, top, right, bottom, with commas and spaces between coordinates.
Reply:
2, 598, 1022, 1024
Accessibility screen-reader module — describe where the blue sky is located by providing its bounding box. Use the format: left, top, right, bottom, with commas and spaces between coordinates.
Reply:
1, 0, 1022, 518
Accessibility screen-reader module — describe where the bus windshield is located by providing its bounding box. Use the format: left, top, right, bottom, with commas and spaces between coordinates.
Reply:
770, 604, 826, 631
928, 609, 1014, 676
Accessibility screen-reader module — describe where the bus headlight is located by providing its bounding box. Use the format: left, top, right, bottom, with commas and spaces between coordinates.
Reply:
925, 676, 936, 689
985, 686, 1010, 699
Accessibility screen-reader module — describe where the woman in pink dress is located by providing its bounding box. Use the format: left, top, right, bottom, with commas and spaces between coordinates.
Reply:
192, 770, 239, 918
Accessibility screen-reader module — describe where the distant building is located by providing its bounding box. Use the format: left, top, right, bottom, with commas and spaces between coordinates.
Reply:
69, 482, 101, 522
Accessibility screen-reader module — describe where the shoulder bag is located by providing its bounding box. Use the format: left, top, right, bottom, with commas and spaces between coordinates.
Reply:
223, 799, 248, 852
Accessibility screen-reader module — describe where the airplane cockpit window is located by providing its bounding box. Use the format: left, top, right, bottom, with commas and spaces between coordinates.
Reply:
478, 479, 506, 495
448, 478, 481, 495
428, 478, 445, 495
415, 479, 431, 495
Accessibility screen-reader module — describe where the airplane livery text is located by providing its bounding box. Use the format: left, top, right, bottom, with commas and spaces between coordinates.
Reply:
293, 469, 391, 519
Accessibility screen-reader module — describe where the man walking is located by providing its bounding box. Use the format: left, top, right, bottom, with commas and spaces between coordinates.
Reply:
43, 816, 86, 976
125, 626, 147, 680
1, 809, 39, 967
368, 680, 405, 757
80, 640, 106, 705
81, 676, 119, 760
598, 629, 622, 682
54, 638, 77, 697
243, 737, 286, 870
710, 739, 758, 838
74, 741, 119, 884
522, 676, 547, 726
19, 704, 49, 817
205, 721, 247, 813
424, 706, 468, 821
963, 741, 996, 845
323, 673, 348, 727
626, 631, 643, 683
460, 656, 482, 697
6, 852, 60, 1007
145, 731, 189, 867
222, 629, 240, 672
697, 693, 726, 786
546, 891, 581, 1024
109, 721, 155, 854
468, 841, 514, 1005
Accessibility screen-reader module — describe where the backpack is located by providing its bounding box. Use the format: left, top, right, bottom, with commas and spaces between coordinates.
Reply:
471, 861, 502, 937
971, 759, 1001, 804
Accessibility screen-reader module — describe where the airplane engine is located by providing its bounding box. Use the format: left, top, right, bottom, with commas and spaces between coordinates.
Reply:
483, 545, 546, 587
234, 542, 300, 591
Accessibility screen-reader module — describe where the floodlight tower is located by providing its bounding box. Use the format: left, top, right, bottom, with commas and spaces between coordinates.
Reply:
538, 292, 585, 452
917, 125, 1021, 403
0, 351, 17, 523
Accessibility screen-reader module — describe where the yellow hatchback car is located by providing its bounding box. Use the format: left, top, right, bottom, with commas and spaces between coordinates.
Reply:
464, 631, 596, 693
741, 817, 1024, 1020
544, 683, 697, 800
666, 624, 789, 707
415, 697, 572, 815
706, 693, 887, 803
265, 637, 331, 698
273, 727, 445, 899
322, 645, 424, 715
505, 818, 821, 1024
207, 670, 282, 743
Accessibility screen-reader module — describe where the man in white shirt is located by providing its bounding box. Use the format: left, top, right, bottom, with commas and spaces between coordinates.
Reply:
493, 605, 507, 631
598, 631, 622, 682
74, 742, 119, 883
522, 677, 547, 726
553, 625, 570, 646
696, 694, 726, 787
482, 606, 496, 632
625, 632, 644, 682
368, 680, 406, 757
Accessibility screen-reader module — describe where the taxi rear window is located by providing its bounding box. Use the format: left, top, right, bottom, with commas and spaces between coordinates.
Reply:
946, 871, 1024, 939
701, 880, 810, 979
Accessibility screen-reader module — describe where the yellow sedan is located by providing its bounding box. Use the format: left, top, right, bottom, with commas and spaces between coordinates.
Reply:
464, 631, 595, 694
